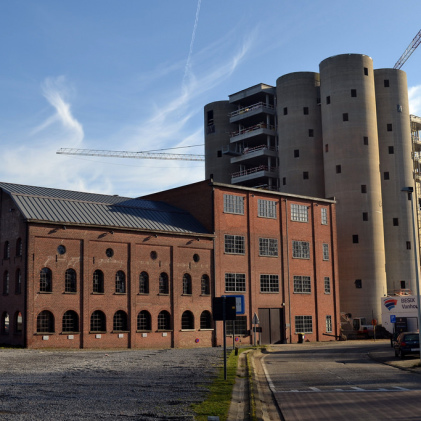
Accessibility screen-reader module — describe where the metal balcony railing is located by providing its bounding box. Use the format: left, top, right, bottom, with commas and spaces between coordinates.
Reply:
230, 123, 275, 139
231, 165, 278, 179
229, 102, 274, 118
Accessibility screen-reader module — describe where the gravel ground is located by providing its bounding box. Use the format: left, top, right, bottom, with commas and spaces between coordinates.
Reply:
0, 347, 224, 421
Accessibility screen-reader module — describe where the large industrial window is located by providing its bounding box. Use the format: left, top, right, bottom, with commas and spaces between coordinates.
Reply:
225, 273, 246, 292
295, 316, 313, 333
139, 271, 149, 294
62, 310, 79, 332
324, 277, 331, 294
181, 311, 194, 330
16, 238, 22, 257
292, 241, 310, 259
201, 274, 210, 295
224, 235, 245, 254
158, 310, 171, 330
93, 270, 104, 293
137, 310, 151, 331
115, 271, 126, 294
200, 311, 212, 329
258, 199, 276, 219
90, 310, 106, 332
223, 194, 244, 215
226, 316, 247, 335
159, 272, 169, 294
326, 316, 332, 333
4, 241, 10, 259
40, 268, 52, 292
293, 276, 311, 293
65, 269, 77, 293
321, 208, 328, 225
259, 238, 278, 257
15, 269, 21, 294
260, 274, 279, 293
182, 273, 192, 295
37, 310, 54, 333
323, 244, 329, 261
113, 311, 128, 331
291, 204, 308, 222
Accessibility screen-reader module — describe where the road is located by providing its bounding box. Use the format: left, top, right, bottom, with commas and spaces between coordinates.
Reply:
262, 340, 421, 420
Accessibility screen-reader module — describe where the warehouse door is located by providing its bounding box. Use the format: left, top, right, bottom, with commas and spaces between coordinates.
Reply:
258, 308, 284, 344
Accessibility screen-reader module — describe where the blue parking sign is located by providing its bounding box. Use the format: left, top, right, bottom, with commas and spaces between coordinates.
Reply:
390, 315, 396, 323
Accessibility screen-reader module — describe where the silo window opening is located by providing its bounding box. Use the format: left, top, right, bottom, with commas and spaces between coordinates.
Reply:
364, 67, 368, 76
363, 212, 368, 221
387, 124, 393, 132
352, 235, 359, 244
303, 107, 309, 115
393, 218, 399, 226
343, 113, 349, 122
355, 279, 362, 288
384, 172, 390, 180
351, 89, 357, 97
407, 241, 411, 250
388, 146, 394, 154
303, 172, 309, 180
283, 107, 288, 115
325, 144, 329, 153
361, 185, 367, 194
400, 280, 406, 290
207, 110, 214, 126
294, 149, 300, 158
308, 129, 314, 137
363, 136, 369, 145
336, 165, 341, 174
217, 150, 222, 158
282, 177, 286, 186
384, 80, 390, 88
326, 96, 330, 105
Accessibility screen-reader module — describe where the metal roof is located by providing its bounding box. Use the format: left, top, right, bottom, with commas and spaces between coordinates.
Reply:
0, 182, 209, 235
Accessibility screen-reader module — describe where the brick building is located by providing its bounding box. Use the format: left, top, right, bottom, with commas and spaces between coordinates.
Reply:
0, 180, 339, 349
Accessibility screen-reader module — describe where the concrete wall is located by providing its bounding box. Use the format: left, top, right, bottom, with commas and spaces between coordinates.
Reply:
320, 54, 387, 322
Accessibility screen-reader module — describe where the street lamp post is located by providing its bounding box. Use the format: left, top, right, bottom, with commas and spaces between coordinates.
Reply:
402, 186, 421, 359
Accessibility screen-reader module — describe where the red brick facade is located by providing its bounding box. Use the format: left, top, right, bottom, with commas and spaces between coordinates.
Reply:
0, 180, 340, 348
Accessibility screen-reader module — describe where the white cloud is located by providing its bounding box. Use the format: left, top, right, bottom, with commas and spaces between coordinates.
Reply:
409, 85, 421, 116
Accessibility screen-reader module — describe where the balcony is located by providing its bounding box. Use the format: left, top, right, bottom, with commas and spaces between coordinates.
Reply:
230, 145, 277, 164
229, 102, 275, 123
231, 165, 278, 185
230, 123, 276, 144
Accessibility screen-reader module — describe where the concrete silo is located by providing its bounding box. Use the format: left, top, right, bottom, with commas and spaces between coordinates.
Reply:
204, 101, 237, 183
277, 72, 325, 197
319, 54, 387, 322
374, 68, 416, 294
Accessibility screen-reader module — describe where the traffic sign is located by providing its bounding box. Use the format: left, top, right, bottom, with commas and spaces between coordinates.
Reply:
223, 295, 245, 314
390, 315, 396, 323
252, 313, 260, 325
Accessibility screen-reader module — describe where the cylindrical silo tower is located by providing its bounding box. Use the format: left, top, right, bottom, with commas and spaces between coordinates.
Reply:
204, 101, 237, 183
277, 72, 325, 197
374, 68, 416, 294
319, 54, 387, 322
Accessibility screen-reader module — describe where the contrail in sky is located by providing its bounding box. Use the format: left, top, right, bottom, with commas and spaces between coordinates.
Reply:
183, 0, 202, 87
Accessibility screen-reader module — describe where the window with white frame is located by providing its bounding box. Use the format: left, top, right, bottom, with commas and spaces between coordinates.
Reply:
259, 238, 278, 257
223, 194, 244, 215
224, 235, 245, 254
321, 208, 328, 225
225, 273, 246, 292
323, 243, 329, 260
295, 316, 313, 333
292, 241, 310, 259
293, 276, 311, 293
291, 204, 308, 222
258, 199, 276, 219
326, 315, 332, 333
260, 274, 279, 293
324, 277, 331, 294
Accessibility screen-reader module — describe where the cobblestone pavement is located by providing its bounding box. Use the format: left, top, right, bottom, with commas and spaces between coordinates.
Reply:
0, 347, 223, 421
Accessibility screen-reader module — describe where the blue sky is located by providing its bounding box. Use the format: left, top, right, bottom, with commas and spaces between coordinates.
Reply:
1, 1, 421, 197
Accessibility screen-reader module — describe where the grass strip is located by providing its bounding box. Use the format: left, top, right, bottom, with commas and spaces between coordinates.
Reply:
192, 349, 245, 421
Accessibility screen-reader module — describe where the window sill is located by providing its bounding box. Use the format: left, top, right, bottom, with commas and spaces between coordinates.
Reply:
89, 331, 106, 334
63, 292, 77, 295
38, 291, 53, 294
34, 332, 54, 335
181, 294, 192, 296
60, 332, 80, 335
199, 328, 214, 331
138, 293, 149, 296
180, 329, 195, 332
112, 331, 129, 334
114, 292, 127, 295
92, 292, 105, 295
258, 255, 279, 258
293, 292, 312, 294
200, 294, 211, 297
158, 293, 169, 296
157, 329, 173, 332
260, 291, 280, 294
136, 330, 152, 333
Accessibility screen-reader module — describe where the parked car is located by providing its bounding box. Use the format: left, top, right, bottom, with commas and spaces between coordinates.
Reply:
394, 332, 420, 358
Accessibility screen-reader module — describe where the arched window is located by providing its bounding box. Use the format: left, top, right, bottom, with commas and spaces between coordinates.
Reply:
158, 310, 171, 330
139, 272, 149, 294
182, 273, 192, 295
200, 310, 212, 329
15, 312, 22, 333
137, 310, 151, 331
181, 310, 194, 330
40, 268, 52, 292
65, 269, 77, 293
37, 310, 54, 333
62, 310, 79, 332
115, 271, 126, 293
93, 270, 104, 293
4, 241, 10, 259
15, 269, 22, 294
201, 274, 210, 295
1, 312, 10, 335
3, 271, 9, 295
90, 310, 106, 332
16, 238, 22, 257
113, 310, 128, 331
159, 272, 169, 294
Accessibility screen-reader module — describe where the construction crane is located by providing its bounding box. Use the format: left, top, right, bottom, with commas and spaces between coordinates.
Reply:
56, 148, 205, 162
394, 29, 421, 69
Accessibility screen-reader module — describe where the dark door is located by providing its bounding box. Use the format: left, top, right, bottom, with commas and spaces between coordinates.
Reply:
258, 308, 284, 344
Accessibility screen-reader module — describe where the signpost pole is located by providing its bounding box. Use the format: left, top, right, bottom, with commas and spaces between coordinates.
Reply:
223, 296, 227, 381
